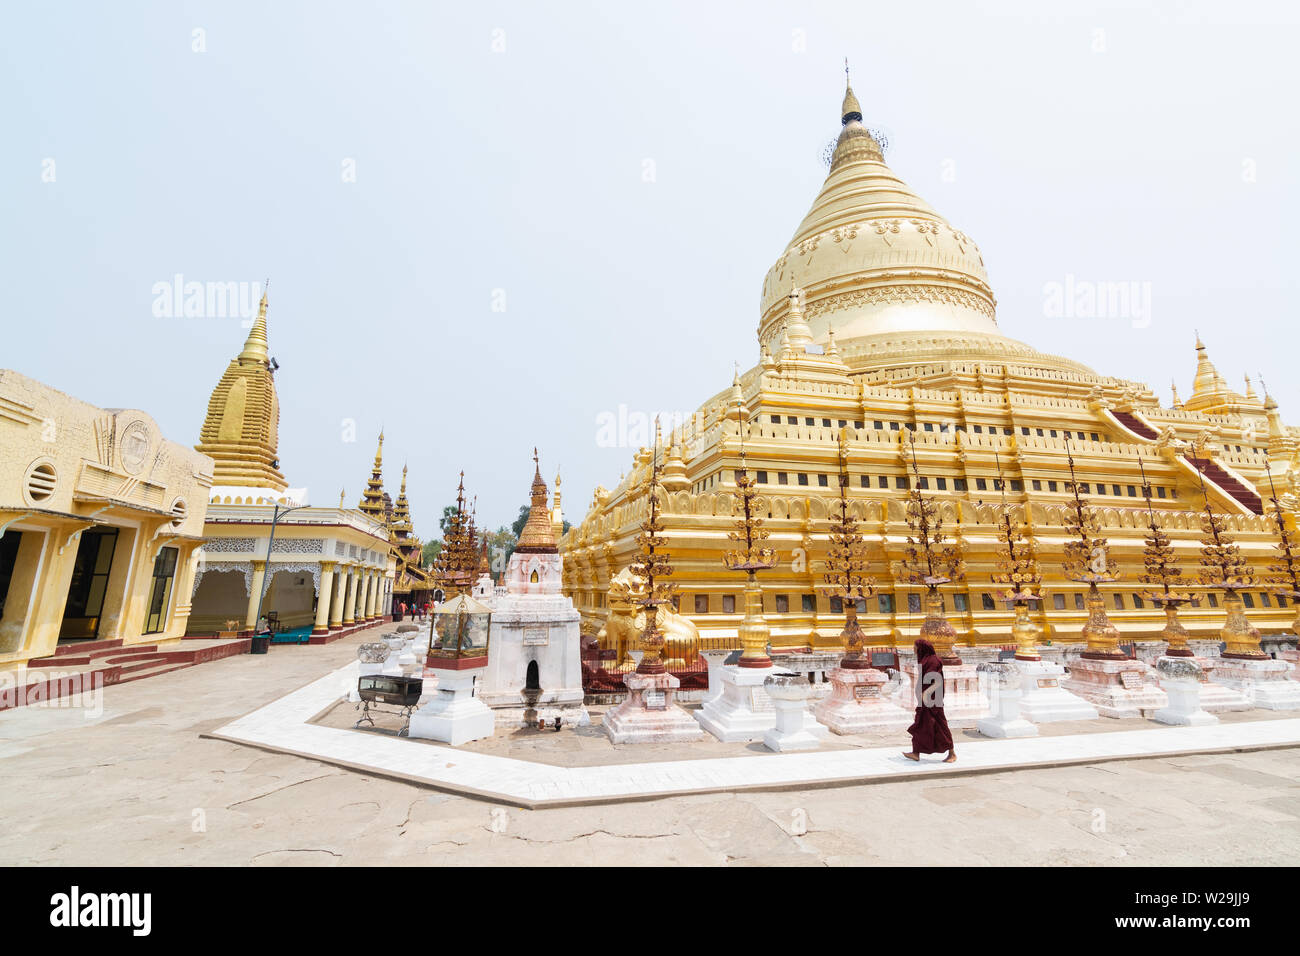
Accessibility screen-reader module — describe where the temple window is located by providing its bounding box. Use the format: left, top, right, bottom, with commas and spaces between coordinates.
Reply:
1127, 485, 1137, 496
1080, 483, 1091, 493
1113, 593, 1125, 610
1053, 593, 1066, 610
895, 476, 907, 489
802, 594, 816, 612
859, 475, 869, 487
953, 593, 968, 612
916, 477, 929, 489
854, 421, 863, 428
1090, 433, 1100, 441
830, 596, 843, 613
797, 473, 808, 486
786, 416, 797, 424
1021, 427, 1030, 436
1110, 484, 1120, 495
1036, 428, 1044, 436
976, 478, 987, 491
694, 594, 709, 614
672, 595, 681, 611
1132, 594, 1144, 609
805, 417, 815, 426
908, 594, 922, 614
874, 420, 884, 429
1010, 480, 1023, 491
1048, 481, 1058, 492
771, 415, 780, 423
878, 476, 888, 488
818, 474, 828, 487
1279, 594, 1288, 608
878, 594, 895, 613
1261, 593, 1272, 607
936, 477, 947, 490
854, 597, 867, 613
1032, 480, 1042, 491
778, 472, 789, 484
954, 478, 967, 491
1243, 593, 1256, 608
1074, 593, 1086, 610
838, 420, 846, 428
981, 593, 995, 610
923, 423, 933, 432
1050, 429, 1058, 437
974, 425, 983, 433
822, 418, 832, 427
722, 594, 736, 613
1208, 593, 1219, 607
890, 422, 900, 431
775, 594, 790, 613
1003, 427, 1013, 435
756, 470, 768, 483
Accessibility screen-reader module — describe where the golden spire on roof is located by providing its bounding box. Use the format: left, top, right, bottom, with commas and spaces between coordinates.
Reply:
196, 285, 287, 490
516, 447, 558, 553
841, 58, 862, 123
359, 431, 388, 520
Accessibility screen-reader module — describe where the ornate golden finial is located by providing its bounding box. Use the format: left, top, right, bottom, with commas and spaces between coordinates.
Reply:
1171, 379, 1182, 409
841, 59, 862, 124
339, 487, 345, 509
1137, 456, 1192, 654
821, 430, 875, 667
898, 431, 966, 663
238, 287, 271, 363
517, 450, 557, 553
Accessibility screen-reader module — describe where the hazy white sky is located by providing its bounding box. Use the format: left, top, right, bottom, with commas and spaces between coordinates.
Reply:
3, 1, 1298, 536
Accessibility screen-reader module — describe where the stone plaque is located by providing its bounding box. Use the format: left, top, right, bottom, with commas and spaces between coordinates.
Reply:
1119, 671, 1143, 690
523, 626, 549, 646
644, 690, 666, 711
853, 684, 881, 700
746, 688, 775, 712
1037, 678, 1058, 689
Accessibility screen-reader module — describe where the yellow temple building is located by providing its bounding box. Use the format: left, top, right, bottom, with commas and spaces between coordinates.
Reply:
189, 294, 397, 638
560, 80, 1300, 658
355, 434, 434, 612
0, 370, 213, 672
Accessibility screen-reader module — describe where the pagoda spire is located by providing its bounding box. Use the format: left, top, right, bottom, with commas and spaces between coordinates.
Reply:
516, 448, 558, 553
238, 288, 271, 364
359, 430, 388, 520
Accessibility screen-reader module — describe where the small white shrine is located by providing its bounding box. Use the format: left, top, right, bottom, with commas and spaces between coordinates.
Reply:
476, 458, 589, 727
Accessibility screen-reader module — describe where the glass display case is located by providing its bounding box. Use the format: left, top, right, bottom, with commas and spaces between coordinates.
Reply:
427, 593, 492, 669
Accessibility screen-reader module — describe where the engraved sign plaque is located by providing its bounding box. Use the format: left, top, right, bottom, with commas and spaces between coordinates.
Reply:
644, 690, 666, 711
523, 626, 549, 646
1037, 678, 1058, 689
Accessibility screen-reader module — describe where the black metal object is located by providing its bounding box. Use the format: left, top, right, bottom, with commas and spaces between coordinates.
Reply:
355, 674, 424, 736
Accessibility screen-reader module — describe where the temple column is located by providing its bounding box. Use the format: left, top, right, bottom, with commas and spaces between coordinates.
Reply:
245, 560, 267, 630
359, 570, 373, 623
329, 565, 348, 630
313, 562, 336, 636
342, 565, 358, 626
365, 570, 378, 619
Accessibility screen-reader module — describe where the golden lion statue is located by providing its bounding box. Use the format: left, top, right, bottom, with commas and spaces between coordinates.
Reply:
597, 567, 700, 667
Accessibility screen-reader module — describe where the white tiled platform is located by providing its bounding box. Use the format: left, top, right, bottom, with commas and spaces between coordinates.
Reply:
204, 662, 1300, 809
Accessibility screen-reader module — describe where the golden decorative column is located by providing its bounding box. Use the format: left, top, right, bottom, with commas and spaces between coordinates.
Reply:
821, 433, 876, 668
313, 561, 336, 636
1192, 459, 1264, 659
1138, 457, 1192, 655
328, 564, 346, 629
245, 560, 267, 629
1062, 446, 1124, 660
630, 428, 678, 675
342, 566, 358, 626
990, 482, 1043, 661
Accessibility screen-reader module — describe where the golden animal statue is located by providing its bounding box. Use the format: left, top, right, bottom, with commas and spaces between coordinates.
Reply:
597, 567, 700, 667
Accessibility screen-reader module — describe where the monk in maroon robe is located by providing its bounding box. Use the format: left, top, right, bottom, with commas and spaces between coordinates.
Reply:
904, 638, 956, 763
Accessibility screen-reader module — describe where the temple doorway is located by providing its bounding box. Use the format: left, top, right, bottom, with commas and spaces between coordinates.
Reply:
59, 527, 119, 642
525, 659, 540, 691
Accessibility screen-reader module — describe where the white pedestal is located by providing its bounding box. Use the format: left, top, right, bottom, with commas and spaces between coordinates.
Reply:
1209, 656, 1300, 711
814, 666, 913, 735
762, 673, 823, 751
904, 661, 990, 726
1178, 657, 1253, 713
407, 667, 496, 745
603, 670, 704, 744
700, 649, 733, 705
1014, 658, 1099, 723
1062, 656, 1168, 718
976, 662, 1038, 738
696, 663, 826, 743
1152, 658, 1218, 726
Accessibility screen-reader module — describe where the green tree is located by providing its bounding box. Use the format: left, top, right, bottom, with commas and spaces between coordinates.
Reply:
421, 539, 441, 567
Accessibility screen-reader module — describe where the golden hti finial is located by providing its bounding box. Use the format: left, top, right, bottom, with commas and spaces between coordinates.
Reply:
820, 428, 875, 667
628, 417, 677, 675
1137, 456, 1192, 655
1191, 455, 1263, 658
897, 430, 966, 663
1061, 437, 1124, 660
990, 451, 1043, 660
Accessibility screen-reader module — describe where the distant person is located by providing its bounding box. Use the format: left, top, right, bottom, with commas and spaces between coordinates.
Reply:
903, 638, 956, 763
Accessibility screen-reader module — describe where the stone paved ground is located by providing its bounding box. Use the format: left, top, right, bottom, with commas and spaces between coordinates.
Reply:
2, 626, 1297, 866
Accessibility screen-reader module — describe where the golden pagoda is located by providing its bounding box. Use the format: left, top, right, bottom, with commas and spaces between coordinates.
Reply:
358, 431, 387, 521
561, 76, 1300, 659
196, 291, 287, 491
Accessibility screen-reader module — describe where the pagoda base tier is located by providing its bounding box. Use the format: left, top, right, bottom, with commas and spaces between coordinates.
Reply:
407, 668, 495, 745
1013, 659, 1099, 723
695, 663, 827, 743
814, 667, 913, 735
603, 671, 704, 744
1061, 657, 1167, 719
1208, 658, 1300, 711
904, 662, 989, 727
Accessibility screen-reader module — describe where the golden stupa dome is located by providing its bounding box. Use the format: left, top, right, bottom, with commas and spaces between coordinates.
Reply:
758, 79, 1089, 374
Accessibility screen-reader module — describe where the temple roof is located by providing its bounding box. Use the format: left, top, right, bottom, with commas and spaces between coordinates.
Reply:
516, 450, 557, 553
